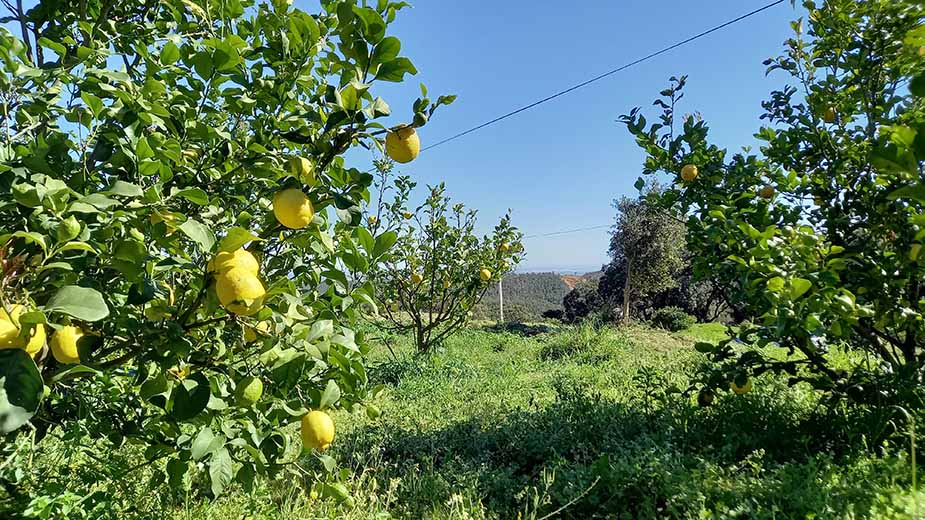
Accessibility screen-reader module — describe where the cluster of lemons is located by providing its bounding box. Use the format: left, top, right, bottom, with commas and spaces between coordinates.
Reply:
0, 304, 87, 366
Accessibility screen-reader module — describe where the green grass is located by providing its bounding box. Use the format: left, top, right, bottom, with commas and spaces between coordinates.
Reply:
8, 323, 925, 519
186, 323, 923, 519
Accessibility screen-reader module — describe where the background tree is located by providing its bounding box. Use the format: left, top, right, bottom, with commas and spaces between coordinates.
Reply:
562, 280, 603, 323
370, 175, 524, 353
604, 190, 686, 322
0, 0, 451, 508
622, 0, 925, 406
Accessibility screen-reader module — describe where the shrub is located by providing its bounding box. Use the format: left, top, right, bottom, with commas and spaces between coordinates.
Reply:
562, 281, 602, 323
651, 306, 696, 332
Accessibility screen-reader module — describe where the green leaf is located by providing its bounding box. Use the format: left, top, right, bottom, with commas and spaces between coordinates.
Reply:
888, 184, 925, 203
790, 278, 812, 300
375, 57, 417, 82
173, 188, 209, 206
766, 277, 785, 292
209, 446, 233, 497
319, 379, 341, 409
372, 231, 397, 259
106, 180, 144, 198
179, 220, 216, 252
58, 241, 97, 254
693, 342, 715, 354
307, 320, 333, 342
370, 36, 400, 67
45, 286, 110, 322
191, 427, 222, 460
170, 373, 211, 421
161, 41, 181, 66
218, 227, 261, 252
0, 349, 43, 434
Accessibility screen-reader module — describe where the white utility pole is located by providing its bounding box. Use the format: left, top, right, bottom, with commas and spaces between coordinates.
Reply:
498, 277, 504, 323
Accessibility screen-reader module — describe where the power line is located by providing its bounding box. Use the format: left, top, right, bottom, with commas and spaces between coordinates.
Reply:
523, 224, 612, 239
421, 0, 787, 153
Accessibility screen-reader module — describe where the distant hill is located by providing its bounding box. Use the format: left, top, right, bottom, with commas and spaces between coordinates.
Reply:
473, 271, 602, 321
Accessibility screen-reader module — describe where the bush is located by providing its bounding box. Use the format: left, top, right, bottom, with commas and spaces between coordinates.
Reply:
651, 307, 696, 332
562, 282, 602, 323
541, 309, 565, 322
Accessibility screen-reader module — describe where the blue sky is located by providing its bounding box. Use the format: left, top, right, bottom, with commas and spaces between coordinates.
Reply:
319, 0, 803, 272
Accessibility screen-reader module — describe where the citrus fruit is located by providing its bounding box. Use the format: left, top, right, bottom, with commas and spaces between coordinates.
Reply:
402, 211, 413, 220
758, 185, 775, 199
273, 188, 315, 229
822, 106, 837, 123
681, 164, 699, 182
216, 267, 266, 316
301, 410, 335, 451
211, 249, 259, 276
235, 376, 264, 407
50, 325, 85, 364
0, 304, 46, 357
479, 268, 492, 282
367, 215, 378, 226
697, 389, 715, 407
288, 156, 316, 186
731, 379, 753, 395
410, 272, 423, 285
244, 321, 270, 343
385, 127, 420, 163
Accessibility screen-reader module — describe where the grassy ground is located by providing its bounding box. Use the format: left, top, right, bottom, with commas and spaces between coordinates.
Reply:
178, 322, 923, 519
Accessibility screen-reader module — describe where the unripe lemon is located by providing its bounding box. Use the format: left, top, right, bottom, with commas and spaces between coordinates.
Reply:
50, 325, 84, 364
288, 156, 316, 186
0, 305, 45, 357
758, 185, 775, 199
216, 268, 266, 316
910, 244, 923, 262
822, 106, 837, 123
273, 188, 315, 229
479, 268, 492, 282
402, 211, 414, 220
443, 279, 451, 290
301, 410, 335, 451
367, 215, 378, 226
234, 376, 264, 407
731, 379, 753, 395
680, 164, 699, 182
410, 272, 424, 285
211, 249, 259, 276
385, 127, 420, 163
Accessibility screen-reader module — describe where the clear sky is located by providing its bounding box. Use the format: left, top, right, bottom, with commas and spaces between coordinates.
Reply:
315, 0, 803, 273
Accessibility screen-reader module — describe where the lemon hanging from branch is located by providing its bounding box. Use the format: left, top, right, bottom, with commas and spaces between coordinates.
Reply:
301, 410, 335, 451
216, 268, 266, 316
50, 325, 85, 364
385, 126, 420, 163
273, 188, 315, 229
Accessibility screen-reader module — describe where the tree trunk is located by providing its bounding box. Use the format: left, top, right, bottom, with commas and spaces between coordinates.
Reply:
622, 256, 634, 323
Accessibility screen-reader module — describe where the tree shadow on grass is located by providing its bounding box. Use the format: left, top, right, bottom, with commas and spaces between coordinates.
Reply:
336, 390, 909, 519
481, 322, 559, 337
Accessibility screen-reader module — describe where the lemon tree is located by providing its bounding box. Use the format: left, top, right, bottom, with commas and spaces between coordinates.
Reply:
0, 0, 452, 504
368, 173, 524, 353
622, 0, 925, 405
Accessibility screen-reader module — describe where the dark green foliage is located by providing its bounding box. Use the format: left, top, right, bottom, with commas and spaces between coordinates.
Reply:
562, 281, 603, 323
476, 272, 572, 321
651, 306, 696, 331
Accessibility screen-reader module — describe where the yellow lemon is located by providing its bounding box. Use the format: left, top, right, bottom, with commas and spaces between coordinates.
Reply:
211, 249, 259, 276
822, 106, 837, 123
273, 188, 315, 229
0, 304, 46, 357
216, 268, 266, 316
680, 164, 699, 182
50, 325, 84, 364
479, 268, 492, 282
443, 279, 451, 290
758, 185, 775, 199
402, 211, 414, 220
385, 127, 420, 164
169, 365, 190, 379
498, 242, 510, 253
301, 410, 335, 451
731, 379, 753, 395
288, 156, 316, 186
367, 215, 378, 226
410, 272, 424, 285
